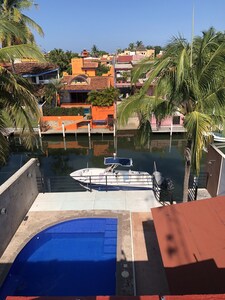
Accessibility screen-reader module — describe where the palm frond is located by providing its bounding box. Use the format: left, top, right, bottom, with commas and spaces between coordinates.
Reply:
184, 111, 212, 174
21, 14, 44, 36
0, 43, 45, 62
134, 119, 152, 148
117, 94, 154, 126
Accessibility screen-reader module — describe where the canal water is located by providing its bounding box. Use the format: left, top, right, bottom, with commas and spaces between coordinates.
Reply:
0, 132, 191, 202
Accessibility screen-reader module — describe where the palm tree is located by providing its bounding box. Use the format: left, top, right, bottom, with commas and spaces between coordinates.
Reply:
128, 43, 135, 51
91, 44, 99, 57
43, 79, 64, 107
136, 41, 144, 48
0, 18, 44, 163
118, 28, 225, 202
0, 0, 44, 46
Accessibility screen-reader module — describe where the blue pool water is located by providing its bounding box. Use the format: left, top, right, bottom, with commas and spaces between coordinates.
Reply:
0, 218, 117, 298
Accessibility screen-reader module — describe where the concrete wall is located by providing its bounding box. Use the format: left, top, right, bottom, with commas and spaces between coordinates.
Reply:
206, 145, 223, 197
0, 158, 40, 257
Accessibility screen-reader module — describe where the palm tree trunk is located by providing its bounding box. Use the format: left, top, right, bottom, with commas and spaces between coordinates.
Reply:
183, 145, 192, 202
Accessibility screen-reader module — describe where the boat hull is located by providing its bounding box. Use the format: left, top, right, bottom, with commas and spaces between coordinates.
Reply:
70, 168, 152, 191
213, 133, 225, 142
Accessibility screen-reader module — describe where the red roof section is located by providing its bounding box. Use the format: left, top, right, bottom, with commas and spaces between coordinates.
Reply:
62, 76, 111, 91
6, 297, 160, 300
166, 296, 225, 300
83, 61, 98, 69
152, 196, 225, 295
117, 55, 133, 63
6, 295, 225, 300
3, 62, 58, 75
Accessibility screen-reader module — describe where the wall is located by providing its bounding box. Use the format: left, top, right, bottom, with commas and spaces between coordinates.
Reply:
0, 158, 40, 257
150, 114, 184, 128
206, 144, 223, 197
71, 58, 83, 75
71, 58, 96, 76
218, 158, 225, 195
91, 106, 114, 121
40, 116, 85, 131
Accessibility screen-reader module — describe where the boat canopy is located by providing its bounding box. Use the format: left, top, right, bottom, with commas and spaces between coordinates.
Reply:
104, 157, 133, 167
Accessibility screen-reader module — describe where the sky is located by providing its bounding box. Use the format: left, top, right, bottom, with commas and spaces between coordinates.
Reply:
25, 0, 225, 54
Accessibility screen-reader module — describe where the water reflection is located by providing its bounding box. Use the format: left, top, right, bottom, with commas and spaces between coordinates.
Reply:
1, 133, 188, 201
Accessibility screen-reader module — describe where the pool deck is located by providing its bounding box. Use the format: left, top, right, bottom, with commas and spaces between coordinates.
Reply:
0, 190, 170, 296
30, 190, 160, 212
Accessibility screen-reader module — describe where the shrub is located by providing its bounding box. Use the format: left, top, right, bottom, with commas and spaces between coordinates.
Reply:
87, 87, 119, 107
43, 106, 84, 116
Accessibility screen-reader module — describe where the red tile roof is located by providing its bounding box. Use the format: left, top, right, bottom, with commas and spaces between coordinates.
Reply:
3, 62, 58, 75
7, 295, 225, 300
62, 75, 111, 91
82, 61, 98, 69
117, 55, 133, 63
7, 297, 160, 300
165, 296, 225, 300
152, 196, 225, 295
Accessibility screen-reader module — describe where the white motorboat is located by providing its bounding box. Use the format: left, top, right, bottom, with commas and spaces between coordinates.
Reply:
212, 133, 225, 142
70, 157, 152, 190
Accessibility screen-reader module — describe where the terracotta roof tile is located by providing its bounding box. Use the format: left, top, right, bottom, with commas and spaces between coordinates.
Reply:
83, 62, 98, 69
117, 55, 133, 63
4, 62, 59, 75
152, 195, 225, 295
62, 75, 111, 91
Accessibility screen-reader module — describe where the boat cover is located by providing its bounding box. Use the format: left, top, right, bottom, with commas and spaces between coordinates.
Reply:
104, 157, 133, 167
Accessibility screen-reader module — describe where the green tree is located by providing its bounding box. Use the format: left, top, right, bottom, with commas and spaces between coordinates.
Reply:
116, 48, 123, 54
90, 44, 99, 57
128, 42, 135, 51
96, 63, 110, 76
0, 18, 44, 163
136, 40, 144, 48
0, 0, 44, 46
154, 46, 162, 55
87, 87, 119, 107
43, 79, 64, 107
46, 48, 79, 75
118, 28, 225, 202
90, 45, 108, 58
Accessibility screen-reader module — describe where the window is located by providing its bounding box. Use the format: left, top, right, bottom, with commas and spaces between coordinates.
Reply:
173, 116, 180, 125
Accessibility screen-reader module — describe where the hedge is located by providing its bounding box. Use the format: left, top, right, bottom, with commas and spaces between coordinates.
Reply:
43, 106, 84, 116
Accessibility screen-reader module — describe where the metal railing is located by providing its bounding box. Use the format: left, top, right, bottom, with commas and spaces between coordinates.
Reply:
37, 173, 153, 193
152, 176, 174, 205
188, 172, 209, 201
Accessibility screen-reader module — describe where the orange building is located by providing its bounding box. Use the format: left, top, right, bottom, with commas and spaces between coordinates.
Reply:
42, 57, 116, 133
71, 58, 98, 77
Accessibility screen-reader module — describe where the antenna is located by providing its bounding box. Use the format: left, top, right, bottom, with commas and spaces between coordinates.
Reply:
190, 3, 195, 67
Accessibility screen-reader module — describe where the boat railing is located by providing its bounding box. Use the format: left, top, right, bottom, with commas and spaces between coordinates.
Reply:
37, 173, 153, 193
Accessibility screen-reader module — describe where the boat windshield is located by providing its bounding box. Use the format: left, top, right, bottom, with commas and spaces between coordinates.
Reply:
104, 157, 133, 167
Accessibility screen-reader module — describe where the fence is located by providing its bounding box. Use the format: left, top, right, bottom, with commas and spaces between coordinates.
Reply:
152, 176, 174, 205
153, 172, 209, 204
188, 172, 209, 201
37, 173, 153, 193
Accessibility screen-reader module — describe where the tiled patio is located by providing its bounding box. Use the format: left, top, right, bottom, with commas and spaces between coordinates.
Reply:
0, 190, 169, 296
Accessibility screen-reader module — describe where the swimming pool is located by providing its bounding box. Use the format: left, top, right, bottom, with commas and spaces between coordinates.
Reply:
0, 218, 117, 298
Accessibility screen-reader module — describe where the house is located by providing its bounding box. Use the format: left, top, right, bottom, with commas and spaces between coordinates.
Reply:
3, 62, 59, 84
61, 75, 112, 105
135, 44, 148, 56
71, 58, 99, 77
40, 57, 116, 133
60, 57, 113, 105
